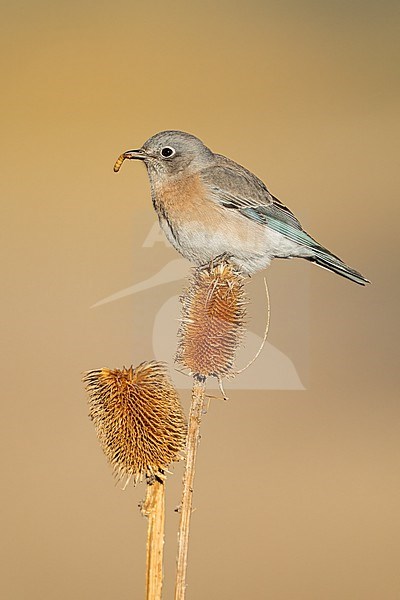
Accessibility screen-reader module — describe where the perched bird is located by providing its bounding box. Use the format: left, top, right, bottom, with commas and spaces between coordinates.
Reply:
115, 130, 369, 285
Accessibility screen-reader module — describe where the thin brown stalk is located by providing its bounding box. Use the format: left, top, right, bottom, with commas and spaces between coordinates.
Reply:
174, 374, 206, 600
141, 478, 166, 600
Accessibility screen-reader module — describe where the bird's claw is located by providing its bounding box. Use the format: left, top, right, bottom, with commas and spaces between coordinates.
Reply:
199, 253, 232, 272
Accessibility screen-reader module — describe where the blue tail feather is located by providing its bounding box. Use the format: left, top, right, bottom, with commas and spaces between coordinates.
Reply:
307, 245, 370, 286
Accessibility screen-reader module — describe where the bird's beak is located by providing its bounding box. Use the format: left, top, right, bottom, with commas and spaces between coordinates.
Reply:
122, 148, 148, 161
113, 148, 148, 172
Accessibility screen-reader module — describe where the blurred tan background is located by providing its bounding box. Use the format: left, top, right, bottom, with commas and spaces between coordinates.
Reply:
1, 1, 399, 598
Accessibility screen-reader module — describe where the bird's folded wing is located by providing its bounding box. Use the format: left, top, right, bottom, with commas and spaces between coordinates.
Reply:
201, 164, 318, 250
201, 163, 369, 285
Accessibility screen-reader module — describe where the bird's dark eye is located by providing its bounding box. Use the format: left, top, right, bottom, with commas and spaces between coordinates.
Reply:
161, 146, 176, 158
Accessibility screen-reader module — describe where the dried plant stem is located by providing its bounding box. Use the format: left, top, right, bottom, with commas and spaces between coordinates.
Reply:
141, 479, 166, 600
175, 374, 206, 600
236, 276, 271, 375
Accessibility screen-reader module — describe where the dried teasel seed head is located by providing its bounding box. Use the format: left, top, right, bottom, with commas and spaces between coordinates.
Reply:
82, 362, 187, 485
176, 262, 247, 378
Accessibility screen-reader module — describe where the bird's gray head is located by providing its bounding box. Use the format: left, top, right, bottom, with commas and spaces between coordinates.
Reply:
117, 130, 215, 180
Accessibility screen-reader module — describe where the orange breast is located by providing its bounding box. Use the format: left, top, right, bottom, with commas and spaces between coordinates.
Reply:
154, 172, 266, 252
154, 173, 215, 224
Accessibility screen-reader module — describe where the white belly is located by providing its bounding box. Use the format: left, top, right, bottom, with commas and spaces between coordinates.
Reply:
158, 213, 308, 274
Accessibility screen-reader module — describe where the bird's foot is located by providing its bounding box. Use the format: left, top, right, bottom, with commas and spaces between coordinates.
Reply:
198, 253, 232, 272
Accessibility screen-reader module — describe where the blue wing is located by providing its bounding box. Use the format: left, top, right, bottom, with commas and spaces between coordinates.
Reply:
201, 162, 370, 285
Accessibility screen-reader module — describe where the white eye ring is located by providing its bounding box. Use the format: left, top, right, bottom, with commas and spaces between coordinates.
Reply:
160, 146, 176, 158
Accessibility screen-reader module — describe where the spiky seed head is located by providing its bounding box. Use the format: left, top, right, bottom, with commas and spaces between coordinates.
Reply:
83, 362, 187, 485
176, 262, 247, 378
